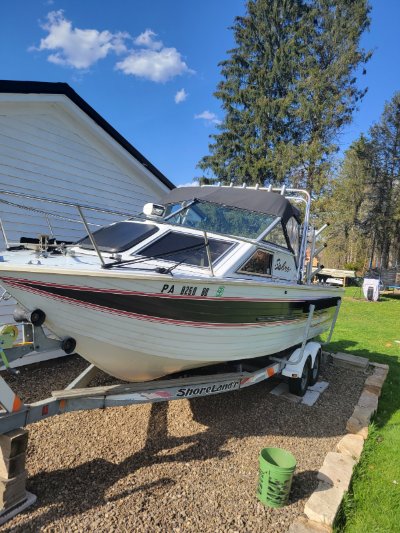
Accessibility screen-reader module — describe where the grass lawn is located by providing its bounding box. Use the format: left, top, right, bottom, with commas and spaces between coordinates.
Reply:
323, 288, 400, 532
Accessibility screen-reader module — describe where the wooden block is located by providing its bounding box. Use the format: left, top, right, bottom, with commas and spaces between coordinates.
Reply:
0, 453, 26, 480
0, 429, 28, 460
0, 472, 27, 510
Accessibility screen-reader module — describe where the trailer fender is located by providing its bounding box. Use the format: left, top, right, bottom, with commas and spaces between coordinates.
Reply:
281, 342, 321, 378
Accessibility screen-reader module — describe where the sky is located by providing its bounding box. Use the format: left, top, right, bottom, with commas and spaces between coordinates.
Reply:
1, 0, 400, 187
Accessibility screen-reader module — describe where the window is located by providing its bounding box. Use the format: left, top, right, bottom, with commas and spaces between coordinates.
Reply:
164, 201, 277, 240
263, 222, 288, 249
137, 232, 233, 267
286, 217, 300, 255
78, 222, 158, 253
238, 249, 273, 277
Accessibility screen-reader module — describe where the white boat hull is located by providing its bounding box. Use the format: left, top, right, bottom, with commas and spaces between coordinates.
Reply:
0, 270, 341, 382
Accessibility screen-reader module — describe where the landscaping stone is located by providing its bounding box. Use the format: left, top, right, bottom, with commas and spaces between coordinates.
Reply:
370, 362, 389, 375
331, 352, 369, 370
336, 434, 364, 460
289, 517, 332, 532
358, 390, 379, 413
302, 390, 320, 406
364, 374, 384, 396
304, 481, 344, 526
365, 372, 386, 388
317, 452, 356, 490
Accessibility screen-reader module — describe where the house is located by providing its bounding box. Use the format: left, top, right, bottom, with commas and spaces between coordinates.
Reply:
0, 80, 174, 342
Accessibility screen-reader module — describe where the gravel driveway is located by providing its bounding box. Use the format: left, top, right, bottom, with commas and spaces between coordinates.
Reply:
1, 355, 366, 532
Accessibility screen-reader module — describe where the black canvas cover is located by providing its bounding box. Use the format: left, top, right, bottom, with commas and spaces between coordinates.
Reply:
78, 222, 158, 253
160, 187, 301, 223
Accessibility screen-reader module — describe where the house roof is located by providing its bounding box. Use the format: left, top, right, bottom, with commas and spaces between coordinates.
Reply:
0, 80, 175, 191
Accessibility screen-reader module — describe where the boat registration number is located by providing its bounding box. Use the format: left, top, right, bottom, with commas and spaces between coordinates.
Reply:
160, 284, 226, 297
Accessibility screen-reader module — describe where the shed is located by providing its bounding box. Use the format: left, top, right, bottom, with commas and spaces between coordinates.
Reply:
0, 80, 174, 335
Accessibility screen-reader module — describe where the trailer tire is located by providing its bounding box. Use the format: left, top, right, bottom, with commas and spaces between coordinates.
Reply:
288, 358, 311, 397
309, 349, 321, 386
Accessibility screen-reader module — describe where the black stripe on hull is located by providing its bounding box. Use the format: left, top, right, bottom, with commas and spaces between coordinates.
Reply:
10, 280, 340, 325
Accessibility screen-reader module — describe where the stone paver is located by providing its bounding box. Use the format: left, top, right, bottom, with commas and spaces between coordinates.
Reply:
336, 434, 364, 460
317, 452, 356, 490
289, 517, 332, 532
358, 390, 379, 412
331, 352, 369, 370
304, 481, 344, 526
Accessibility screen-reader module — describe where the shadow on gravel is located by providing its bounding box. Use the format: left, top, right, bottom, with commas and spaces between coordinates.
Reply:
12, 364, 363, 532
290, 470, 319, 504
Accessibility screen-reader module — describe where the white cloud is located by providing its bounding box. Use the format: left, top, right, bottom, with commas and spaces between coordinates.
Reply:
175, 88, 188, 104
178, 181, 199, 187
134, 29, 162, 50
31, 14, 194, 83
194, 110, 222, 125
32, 10, 129, 69
116, 47, 193, 83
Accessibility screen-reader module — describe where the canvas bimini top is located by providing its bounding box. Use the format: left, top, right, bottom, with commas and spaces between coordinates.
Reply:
160, 186, 301, 223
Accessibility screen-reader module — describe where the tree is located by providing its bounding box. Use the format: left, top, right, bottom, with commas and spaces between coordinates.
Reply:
323, 94, 400, 270
367, 93, 400, 268
197, 0, 371, 195
322, 136, 374, 269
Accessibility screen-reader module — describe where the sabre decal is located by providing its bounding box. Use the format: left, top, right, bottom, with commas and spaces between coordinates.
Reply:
274, 259, 291, 273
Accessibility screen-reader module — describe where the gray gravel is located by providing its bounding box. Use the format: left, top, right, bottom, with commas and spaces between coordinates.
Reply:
1, 355, 366, 532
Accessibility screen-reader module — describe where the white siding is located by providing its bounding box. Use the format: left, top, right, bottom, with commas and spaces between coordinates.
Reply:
0, 98, 171, 326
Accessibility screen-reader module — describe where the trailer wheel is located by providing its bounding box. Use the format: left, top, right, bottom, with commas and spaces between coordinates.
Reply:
288, 358, 311, 397
309, 350, 322, 387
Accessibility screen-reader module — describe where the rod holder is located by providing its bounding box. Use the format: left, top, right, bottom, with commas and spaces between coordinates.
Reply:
315, 223, 329, 237
310, 265, 325, 279
313, 243, 327, 257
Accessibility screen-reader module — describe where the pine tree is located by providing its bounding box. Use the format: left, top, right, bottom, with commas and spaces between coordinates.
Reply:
197, 0, 371, 195
368, 93, 400, 268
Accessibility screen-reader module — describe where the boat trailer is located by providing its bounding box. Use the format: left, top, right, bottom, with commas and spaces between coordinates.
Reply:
0, 300, 340, 522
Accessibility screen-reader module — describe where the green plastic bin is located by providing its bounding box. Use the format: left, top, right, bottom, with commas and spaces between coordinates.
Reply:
256, 447, 296, 508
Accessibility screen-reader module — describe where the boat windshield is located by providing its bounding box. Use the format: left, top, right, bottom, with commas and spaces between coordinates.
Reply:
164, 201, 277, 240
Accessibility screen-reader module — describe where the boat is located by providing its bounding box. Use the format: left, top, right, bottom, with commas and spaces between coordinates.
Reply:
0, 185, 342, 382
